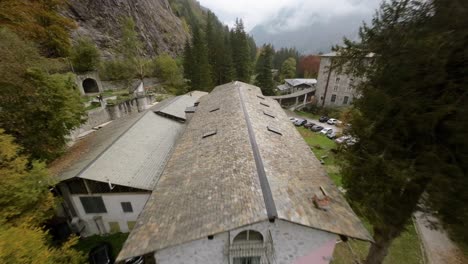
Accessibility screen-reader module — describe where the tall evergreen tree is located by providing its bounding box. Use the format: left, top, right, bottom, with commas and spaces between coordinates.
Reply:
335, 0, 468, 263
255, 44, 275, 95
191, 26, 212, 91
231, 19, 252, 83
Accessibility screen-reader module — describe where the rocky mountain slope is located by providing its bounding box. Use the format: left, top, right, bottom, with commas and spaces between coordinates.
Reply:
64, 0, 190, 57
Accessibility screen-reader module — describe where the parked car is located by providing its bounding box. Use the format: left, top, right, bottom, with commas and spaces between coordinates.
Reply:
304, 121, 315, 128
327, 118, 338, 125
327, 131, 337, 139
311, 125, 324, 132
319, 116, 329, 122
335, 135, 351, 144
320, 128, 333, 135
289, 117, 297, 123
89, 243, 113, 264
294, 119, 307, 126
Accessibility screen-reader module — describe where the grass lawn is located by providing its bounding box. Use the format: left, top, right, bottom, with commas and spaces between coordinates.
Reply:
297, 127, 341, 186
294, 110, 321, 120
296, 126, 424, 264
74, 232, 129, 258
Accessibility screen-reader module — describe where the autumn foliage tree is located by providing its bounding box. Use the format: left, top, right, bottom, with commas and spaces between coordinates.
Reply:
0, 129, 84, 263
298, 55, 321, 78
0, 0, 76, 57
0, 29, 85, 161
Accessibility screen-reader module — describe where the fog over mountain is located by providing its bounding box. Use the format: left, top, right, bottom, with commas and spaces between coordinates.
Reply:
250, 12, 370, 54
198, 0, 382, 54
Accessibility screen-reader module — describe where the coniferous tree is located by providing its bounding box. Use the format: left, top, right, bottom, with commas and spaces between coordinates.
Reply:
183, 40, 194, 85
335, 0, 468, 263
191, 26, 212, 91
255, 44, 275, 95
231, 19, 252, 83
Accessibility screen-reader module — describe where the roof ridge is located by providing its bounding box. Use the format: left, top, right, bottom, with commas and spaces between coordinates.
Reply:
237, 83, 278, 221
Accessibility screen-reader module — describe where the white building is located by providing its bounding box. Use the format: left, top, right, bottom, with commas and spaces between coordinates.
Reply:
117, 82, 371, 264
276, 78, 317, 95
53, 91, 207, 236
315, 52, 373, 107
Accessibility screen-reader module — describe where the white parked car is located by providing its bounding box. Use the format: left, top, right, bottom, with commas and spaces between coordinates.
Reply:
327, 118, 338, 125
320, 128, 333, 135
290, 117, 297, 123
335, 135, 351, 144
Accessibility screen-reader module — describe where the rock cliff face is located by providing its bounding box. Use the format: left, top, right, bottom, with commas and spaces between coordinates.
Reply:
65, 0, 189, 58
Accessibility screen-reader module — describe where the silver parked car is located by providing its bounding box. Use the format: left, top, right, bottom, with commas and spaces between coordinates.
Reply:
320, 128, 333, 135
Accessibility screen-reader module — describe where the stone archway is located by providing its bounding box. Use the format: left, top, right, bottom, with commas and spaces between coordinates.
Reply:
83, 78, 99, 93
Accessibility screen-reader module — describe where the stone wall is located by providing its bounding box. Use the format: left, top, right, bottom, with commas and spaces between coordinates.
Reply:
69, 95, 155, 141
101, 78, 162, 91
154, 220, 337, 264
316, 56, 362, 107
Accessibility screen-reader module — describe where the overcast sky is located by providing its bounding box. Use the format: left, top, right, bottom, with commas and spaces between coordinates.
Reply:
198, 0, 383, 31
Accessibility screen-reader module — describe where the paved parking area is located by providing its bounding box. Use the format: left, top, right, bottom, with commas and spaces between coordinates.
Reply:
283, 109, 343, 133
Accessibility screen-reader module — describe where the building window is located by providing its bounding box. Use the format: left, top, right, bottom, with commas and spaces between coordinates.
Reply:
335, 77, 340, 83
331, 94, 337, 103
233, 257, 261, 264
343, 96, 349, 105
333, 85, 339, 91
348, 78, 354, 90
230, 230, 267, 264
80, 196, 107, 214
121, 202, 133, 213
233, 230, 264, 243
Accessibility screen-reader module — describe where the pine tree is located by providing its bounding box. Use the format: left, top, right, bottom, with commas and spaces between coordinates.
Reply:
335, 0, 468, 263
232, 19, 252, 83
191, 26, 212, 91
255, 44, 275, 95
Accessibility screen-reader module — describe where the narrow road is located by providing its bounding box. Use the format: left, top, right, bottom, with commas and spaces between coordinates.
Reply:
414, 212, 466, 264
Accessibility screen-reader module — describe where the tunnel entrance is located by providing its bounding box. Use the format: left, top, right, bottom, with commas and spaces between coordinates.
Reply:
83, 78, 99, 93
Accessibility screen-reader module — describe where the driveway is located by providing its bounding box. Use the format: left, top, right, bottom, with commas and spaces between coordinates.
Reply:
284, 109, 343, 133
414, 211, 466, 264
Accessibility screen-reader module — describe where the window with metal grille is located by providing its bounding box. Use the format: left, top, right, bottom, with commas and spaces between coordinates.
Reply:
121, 202, 133, 213
331, 94, 337, 102
233, 257, 261, 264
80, 196, 107, 214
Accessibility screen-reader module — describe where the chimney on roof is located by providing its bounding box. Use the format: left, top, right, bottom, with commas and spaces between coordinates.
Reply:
312, 186, 331, 211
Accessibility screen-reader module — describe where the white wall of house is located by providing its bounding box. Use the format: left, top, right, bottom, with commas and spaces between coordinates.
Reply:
316, 57, 360, 107
154, 219, 337, 264
70, 193, 150, 236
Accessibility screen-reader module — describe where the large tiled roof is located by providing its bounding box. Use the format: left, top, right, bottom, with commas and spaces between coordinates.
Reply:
117, 82, 371, 261
53, 91, 207, 190
155, 91, 208, 121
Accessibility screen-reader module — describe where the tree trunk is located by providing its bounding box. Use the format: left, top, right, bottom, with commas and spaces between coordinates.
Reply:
364, 227, 400, 264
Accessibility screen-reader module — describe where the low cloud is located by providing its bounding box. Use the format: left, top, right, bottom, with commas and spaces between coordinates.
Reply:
198, 0, 381, 31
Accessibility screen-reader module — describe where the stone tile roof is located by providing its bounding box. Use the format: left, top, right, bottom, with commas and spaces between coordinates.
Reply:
117, 82, 371, 261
